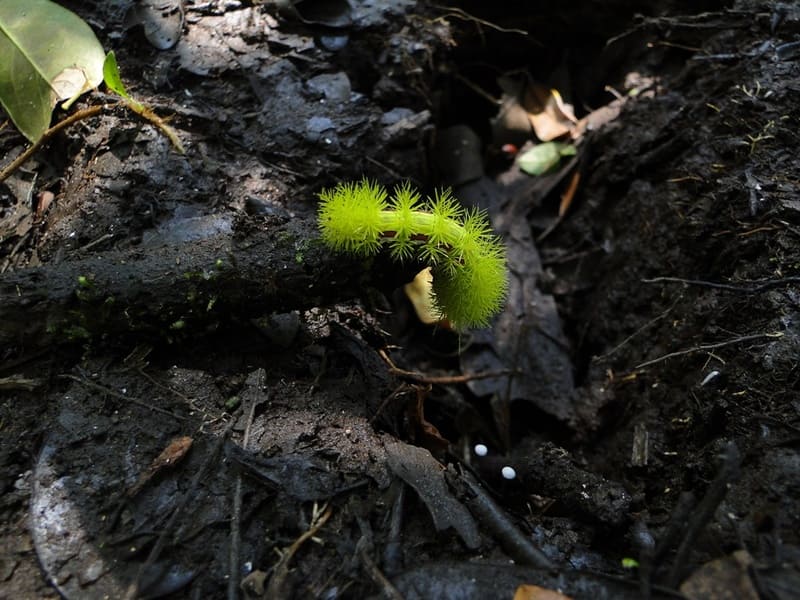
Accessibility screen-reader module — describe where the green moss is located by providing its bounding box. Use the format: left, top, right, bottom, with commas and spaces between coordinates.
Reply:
63, 324, 91, 340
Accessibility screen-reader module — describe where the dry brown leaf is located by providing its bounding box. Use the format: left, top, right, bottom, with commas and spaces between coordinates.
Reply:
126, 435, 193, 497
522, 84, 578, 142
513, 584, 573, 600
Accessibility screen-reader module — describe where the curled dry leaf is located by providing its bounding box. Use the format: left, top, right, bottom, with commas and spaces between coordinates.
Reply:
523, 84, 578, 142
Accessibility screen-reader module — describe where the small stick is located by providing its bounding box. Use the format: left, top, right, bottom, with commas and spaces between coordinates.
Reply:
266, 504, 333, 599
378, 348, 511, 385
667, 443, 741, 587
60, 373, 188, 421
595, 299, 679, 363
455, 468, 554, 569
430, 4, 530, 36
120, 98, 185, 154
228, 376, 261, 600
358, 538, 405, 600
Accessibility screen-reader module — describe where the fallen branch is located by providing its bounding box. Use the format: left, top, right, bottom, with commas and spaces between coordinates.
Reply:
0, 218, 369, 350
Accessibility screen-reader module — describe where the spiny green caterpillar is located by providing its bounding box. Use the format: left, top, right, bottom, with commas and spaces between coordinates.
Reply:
317, 179, 508, 329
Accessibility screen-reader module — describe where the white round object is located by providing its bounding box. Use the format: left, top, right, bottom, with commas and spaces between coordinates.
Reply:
474, 444, 488, 457
501, 466, 516, 480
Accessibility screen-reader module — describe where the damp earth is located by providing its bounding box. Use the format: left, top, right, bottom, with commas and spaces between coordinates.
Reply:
1, 1, 799, 599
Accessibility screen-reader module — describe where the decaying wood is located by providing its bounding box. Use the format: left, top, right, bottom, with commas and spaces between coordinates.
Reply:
0, 217, 367, 349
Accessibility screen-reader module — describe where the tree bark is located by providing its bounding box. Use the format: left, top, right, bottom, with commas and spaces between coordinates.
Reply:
0, 217, 367, 350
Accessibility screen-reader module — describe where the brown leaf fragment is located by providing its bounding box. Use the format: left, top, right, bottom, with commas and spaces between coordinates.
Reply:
522, 84, 577, 142
513, 584, 573, 600
126, 435, 193, 497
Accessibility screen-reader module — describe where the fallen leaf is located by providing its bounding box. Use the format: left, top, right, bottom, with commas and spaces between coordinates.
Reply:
517, 142, 576, 176
523, 85, 577, 142
0, 0, 106, 141
513, 584, 573, 600
126, 435, 193, 497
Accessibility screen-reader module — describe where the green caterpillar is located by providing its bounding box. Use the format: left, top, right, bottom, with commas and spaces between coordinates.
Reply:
317, 180, 508, 329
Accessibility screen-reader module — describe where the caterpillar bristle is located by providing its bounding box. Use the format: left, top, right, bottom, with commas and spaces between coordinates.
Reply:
317, 179, 508, 329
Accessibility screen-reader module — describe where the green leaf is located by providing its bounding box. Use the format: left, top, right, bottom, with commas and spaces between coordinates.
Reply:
559, 144, 577, 157
102, 51, 129, 99
517, 142, 576, 176
103, 51, 144, 111
621, 557, 640, 569
0, 0, 105, 142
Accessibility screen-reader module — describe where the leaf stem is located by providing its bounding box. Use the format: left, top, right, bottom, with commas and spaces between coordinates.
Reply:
0, 104, 111, 183
121, 98, 185, 154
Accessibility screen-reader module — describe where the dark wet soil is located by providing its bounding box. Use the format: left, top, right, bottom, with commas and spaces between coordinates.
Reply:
2, 1, 799, 599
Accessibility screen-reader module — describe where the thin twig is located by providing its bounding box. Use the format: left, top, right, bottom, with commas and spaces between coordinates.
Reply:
0, 376, 42, 391
453, 73, 501, 106
643, 275, 800, 293
228, 372, 263, 600
357, 534, 405, 600
78, 232, 115, 252
266, 504, 333, 599
0, 104, 110, 183
365, 155, 404, 179
595, 299, 679, 363
378, 348, 511, 384
634, 332, 783, 370
431, 4, 531, 36
121, 98, 185, 154
59, 373, 188, 420
369, 383, 411, 425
